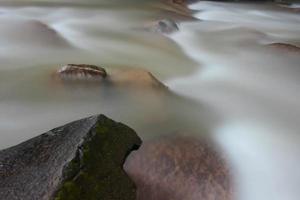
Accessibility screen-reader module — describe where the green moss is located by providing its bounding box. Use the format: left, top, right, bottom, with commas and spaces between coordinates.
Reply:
54, 115, 141, 200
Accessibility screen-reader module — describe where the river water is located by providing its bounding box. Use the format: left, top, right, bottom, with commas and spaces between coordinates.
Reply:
0, 0, 198, 147
0, 0, 300, 200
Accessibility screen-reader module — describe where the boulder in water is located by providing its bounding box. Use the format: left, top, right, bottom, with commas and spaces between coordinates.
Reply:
267, 42, 300, 54
0, 115, 142, 200
54, 64, 107, 82
0, 19, 70, 48
54, 64, 167, 90
124, 135, 233, 200
153, 19, 179, 34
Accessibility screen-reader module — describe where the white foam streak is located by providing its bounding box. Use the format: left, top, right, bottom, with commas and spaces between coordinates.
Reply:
168, 2, 300, 200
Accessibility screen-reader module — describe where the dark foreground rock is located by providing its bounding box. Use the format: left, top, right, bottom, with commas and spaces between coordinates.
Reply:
0, 115, 142, 200
124, 136, 233, 200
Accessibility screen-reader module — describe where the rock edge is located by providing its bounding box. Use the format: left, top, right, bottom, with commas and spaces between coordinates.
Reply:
0, 115, 142, 200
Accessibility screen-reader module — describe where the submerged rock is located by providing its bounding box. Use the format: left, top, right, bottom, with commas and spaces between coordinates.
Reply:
124, 136, 233, 200
0, 19, 70, 48
267, 43, 300, 54
0, 115, 142, 200
53, 64, 167, 90
108, 68, 168, 90
153, 19, 179, 34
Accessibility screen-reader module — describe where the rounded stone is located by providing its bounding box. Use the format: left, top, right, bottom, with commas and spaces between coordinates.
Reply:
55, 64, 107, 82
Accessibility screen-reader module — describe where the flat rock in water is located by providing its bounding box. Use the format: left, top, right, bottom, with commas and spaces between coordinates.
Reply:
53, 64, 168, 91
0, 115, 142, 200
0, 19, 71, 48
108, 68, 168, 90
54, 64, 107, 82
267, 43, 300, 54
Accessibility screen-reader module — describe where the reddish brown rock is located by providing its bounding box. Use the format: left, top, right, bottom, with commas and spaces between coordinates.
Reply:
267, 43, 300, 54
108, 68, 167, 90
156, 0, 196, 20
171, 0, 199, 5
1, 20, 71, 48
276, 3, 300, 13
53, 64, 167, 90
124, 136, 233, 200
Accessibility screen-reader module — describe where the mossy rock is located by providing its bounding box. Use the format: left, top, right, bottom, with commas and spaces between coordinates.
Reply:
55, 116, 140, 200
0, 115, 141, 200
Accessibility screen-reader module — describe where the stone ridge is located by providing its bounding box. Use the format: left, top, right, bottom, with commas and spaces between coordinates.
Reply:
54, 116, 142, 200
0, 115, 142, 200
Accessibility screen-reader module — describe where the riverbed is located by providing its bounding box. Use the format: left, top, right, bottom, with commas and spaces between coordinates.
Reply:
0, 1, 300, 200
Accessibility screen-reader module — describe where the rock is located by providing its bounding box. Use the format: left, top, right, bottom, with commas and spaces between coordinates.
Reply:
275, 1, 291, 6
0, 115, 142, 200
162, 0, 199, 6
124, 136, 233, 200
171, 0, 199, 5
153, 0, 196, 21
53, 65, 167, 90
267, 42, 300, 54
172, 0, 186, 4
54, 64, 107, 82
0, 19, 70, 48
152, 19, 179, 34
108, 68, 168, 90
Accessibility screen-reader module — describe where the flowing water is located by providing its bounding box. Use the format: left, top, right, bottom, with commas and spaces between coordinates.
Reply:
0, 0, 199, 147
0, 0, 300, 200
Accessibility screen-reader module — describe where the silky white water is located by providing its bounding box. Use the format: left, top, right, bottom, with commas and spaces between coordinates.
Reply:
0, 0, 300, 200
167, 1, 300, 200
